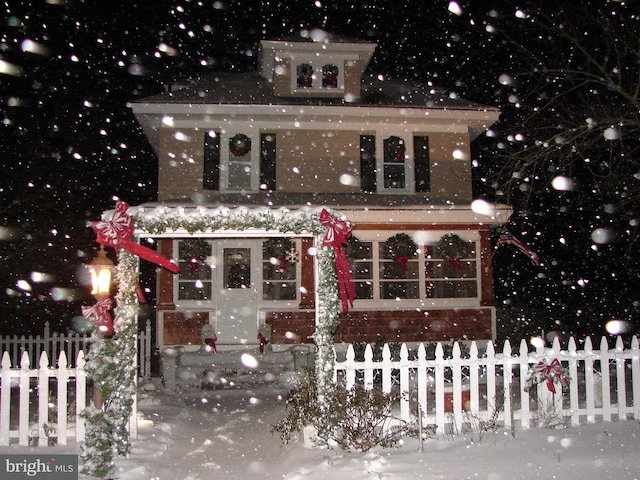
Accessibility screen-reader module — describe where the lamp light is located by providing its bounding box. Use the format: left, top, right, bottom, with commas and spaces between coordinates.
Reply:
87, 245, 116, 300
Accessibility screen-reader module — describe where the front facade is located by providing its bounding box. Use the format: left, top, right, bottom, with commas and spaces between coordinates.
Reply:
131, 32, 510, 351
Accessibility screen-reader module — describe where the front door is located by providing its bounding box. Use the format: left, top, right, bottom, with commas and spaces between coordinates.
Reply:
213, 239, 260, 346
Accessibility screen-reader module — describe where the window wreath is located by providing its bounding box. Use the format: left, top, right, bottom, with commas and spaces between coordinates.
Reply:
435, 233, 472, 269
263, 237, 297, 272
385, 233, 417, 271
229, 133, 251, 157
345, 235, 369, 260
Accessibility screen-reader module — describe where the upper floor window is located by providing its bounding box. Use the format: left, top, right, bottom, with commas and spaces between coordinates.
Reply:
360, 135, 430, 194
383, 136, 407, 189
203, 132, 277, 192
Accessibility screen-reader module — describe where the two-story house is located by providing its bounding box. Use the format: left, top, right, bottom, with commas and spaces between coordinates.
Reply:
129, 31, 511, 352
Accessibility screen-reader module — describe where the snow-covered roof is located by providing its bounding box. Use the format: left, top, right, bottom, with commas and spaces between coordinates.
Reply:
134, 72, 495, 111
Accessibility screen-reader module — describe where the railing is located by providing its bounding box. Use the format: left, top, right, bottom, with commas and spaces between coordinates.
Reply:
0, 320, 153, 378
334, 336, 640, 434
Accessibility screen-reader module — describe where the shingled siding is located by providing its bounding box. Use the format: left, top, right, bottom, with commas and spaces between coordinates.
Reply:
266, 308, 494, 345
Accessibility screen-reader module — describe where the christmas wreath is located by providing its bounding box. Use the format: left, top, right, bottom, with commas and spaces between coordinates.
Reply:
263, 237, 297, 272
435, 234, 472, 269
385, 233, 417, 271
229, 133, 251, 157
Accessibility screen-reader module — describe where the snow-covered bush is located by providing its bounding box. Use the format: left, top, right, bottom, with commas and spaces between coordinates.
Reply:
273, 372, 416, 452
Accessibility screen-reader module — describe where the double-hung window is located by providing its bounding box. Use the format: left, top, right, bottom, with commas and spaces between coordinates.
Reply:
203, 132, 276, 192
176, 239, 213, 301
359, 135, 430, 194
293, 60, 342, 92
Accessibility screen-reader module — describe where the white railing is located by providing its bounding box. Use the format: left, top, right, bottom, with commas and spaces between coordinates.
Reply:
334, 336, 640, 434
0, 351, 87, 446
0, 320, 153, 378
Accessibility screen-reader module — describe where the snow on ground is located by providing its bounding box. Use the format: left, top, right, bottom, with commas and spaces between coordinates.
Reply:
118, 375, 640, 480
3, 374, 639, 479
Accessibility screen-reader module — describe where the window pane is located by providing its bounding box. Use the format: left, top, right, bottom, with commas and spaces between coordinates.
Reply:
322, 64, 338, 88
179, 281, 212, 300
228, 162, 251, 189
354, 281, 373, 299
224, 248, 251, 289
263, 281, 296, 300
380, 281, 419, 299
384, 164, 405, 188
297, 64, 313, 87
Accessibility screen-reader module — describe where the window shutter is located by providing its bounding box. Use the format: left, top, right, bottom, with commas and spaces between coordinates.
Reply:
203, 132, 220, 190
360, 135, 376, 193
260, 133, 276, 191
414, 136, 430, 192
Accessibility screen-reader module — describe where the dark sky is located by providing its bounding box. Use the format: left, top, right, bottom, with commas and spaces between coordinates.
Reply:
0, 0, 638, 337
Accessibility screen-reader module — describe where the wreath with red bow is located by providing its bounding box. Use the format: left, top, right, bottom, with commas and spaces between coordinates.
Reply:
229, 133, 251, 157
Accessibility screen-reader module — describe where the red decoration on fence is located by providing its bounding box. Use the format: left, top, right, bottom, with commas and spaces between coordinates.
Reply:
319, 208, 356, 313
204, 334, 217, 354
536, 359, 569, 394
92, 201, 180, 273
258, 333, 270, 354
82, 299, 113, 336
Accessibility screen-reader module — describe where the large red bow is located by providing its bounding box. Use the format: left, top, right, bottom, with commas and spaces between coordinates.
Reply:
319, 209, 356, 313
92, 201, 180, 273
536, 359, 569, 394
82, 299, 113, 336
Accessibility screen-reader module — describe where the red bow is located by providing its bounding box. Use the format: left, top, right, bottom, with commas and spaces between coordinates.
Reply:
536, 359, 569, 394
92, 201, 180, 273
395, 254, 409, 272
82, 299, 113, 336
319, 209, 356, 313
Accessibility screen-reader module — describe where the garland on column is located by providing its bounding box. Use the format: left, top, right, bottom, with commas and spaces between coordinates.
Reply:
81, 249, 139, 478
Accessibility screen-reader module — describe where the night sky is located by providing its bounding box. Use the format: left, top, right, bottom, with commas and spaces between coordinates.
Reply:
0, 0, 638, 338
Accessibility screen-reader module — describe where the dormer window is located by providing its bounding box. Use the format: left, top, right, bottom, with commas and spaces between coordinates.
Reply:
292, 59, 343, 92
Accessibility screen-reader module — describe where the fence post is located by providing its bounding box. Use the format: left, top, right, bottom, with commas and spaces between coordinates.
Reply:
18, 352, 30, 446
416, 343, 428, 427
363, 344, 374, 390
57, 352, 69, 445
399, 344, 410, 423
502, 340, 513, 431
599, 336, 612, 421
75, 351, 86, 443
381, 344, 392, 394
0, 352, 11, 445
434, 342, 446, 434
38, 352, 50, 446
567, 337, 580, 426
519, 339, 531, 429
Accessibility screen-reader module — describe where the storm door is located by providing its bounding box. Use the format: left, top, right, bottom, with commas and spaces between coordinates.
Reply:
214, 239, 261, 345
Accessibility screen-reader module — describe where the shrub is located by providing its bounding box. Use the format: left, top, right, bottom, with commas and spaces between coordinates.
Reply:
273, 373, 415, 452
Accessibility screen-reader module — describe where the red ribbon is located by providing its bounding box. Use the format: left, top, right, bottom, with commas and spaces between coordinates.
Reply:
536, 359, 568, 394
82, 299, 113, 336
92, 201, 180, 273
395, 254, 409, 272
319, 209, 356, 313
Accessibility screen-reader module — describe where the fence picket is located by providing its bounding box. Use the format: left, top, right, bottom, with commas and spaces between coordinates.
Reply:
0, 352, 11, 445
19, 352, 30, 445
632, 336, 640, 419
38, 352, 50, 446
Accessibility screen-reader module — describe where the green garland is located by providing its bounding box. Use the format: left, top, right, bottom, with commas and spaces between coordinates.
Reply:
435, 233, 472, 259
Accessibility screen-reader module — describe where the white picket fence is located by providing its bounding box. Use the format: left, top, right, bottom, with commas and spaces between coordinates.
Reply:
0, 320, 153, 378
334, 335, 640, 435
0, 350, 87, 446
0, 349, 139, 447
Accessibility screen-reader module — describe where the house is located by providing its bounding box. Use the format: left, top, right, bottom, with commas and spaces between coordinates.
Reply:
129, 30, 511, 354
